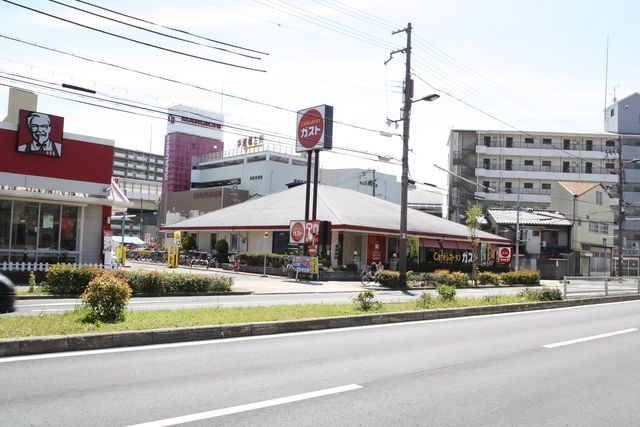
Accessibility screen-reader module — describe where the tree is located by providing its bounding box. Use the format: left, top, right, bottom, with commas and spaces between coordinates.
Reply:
465, 203, 483, 286
181, 234, 197, 251
215, 238, 230, 263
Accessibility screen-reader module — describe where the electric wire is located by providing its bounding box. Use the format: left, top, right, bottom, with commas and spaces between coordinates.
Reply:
73, 0, 269, 55
47, 0, 264, 60
0, 0, 266, 72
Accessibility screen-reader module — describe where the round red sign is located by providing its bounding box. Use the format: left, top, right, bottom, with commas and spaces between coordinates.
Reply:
500, 247, 510, 257
308, 245, 317, 256
297, 109, 324, 149
291, 222, 305, 243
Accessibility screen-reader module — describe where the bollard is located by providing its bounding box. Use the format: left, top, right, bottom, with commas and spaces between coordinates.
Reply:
563, 276, 568, 298
605, 277, 609, 296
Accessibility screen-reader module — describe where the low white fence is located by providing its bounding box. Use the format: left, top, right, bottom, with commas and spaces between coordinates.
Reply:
563, 276, 640, 298
0, 262, 117, 272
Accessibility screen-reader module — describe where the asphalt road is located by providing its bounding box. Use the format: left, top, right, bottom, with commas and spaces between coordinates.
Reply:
12, 286, 540, 316
2, 300, 639, 426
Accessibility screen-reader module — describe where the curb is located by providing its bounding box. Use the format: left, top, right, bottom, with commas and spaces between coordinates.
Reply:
2, 293, 639, 358
15, 291, 254, 300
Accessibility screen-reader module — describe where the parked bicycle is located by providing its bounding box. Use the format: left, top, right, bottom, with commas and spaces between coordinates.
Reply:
361, 261, 383, 286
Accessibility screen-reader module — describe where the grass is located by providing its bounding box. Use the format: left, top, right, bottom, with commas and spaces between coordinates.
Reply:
0, 293, 541, 339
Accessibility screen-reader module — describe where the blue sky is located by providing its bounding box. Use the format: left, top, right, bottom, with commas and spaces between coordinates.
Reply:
0, 0, 638, 189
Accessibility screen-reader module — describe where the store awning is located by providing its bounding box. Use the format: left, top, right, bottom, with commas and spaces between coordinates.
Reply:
457, 241, 473, 250
440, 240, 459, 249
420, 238, 440, 248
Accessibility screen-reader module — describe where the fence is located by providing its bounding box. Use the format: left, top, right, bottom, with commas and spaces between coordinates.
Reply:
0, 262, 117, 272
563, 276, 640, 298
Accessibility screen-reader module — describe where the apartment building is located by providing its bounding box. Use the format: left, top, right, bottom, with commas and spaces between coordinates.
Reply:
111, 147, 164, 243
447, 129, 619, 218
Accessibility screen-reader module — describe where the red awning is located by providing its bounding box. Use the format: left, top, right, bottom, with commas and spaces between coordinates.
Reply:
420, 238, 440, 248
440, 240, 458, 249
457, 241, 473, 250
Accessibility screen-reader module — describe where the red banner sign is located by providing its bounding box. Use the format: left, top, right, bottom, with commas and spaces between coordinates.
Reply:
498, 246, 512, 264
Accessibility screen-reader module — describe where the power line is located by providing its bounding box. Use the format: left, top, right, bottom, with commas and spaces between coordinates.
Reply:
74, 0, 269, 55
47, 0, 264, 60
1, 0, 266, 72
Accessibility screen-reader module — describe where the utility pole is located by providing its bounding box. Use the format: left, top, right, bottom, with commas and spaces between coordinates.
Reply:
396, 23, 413, 288
515, 192, 520, 271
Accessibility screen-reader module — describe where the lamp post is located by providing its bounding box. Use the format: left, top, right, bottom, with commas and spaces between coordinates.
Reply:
398, 94, 439, 287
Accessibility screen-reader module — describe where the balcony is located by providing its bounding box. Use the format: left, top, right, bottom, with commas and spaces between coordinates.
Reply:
476, 164, 619, 183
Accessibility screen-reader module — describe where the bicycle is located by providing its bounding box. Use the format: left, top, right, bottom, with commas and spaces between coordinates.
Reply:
360, 268, 374, 285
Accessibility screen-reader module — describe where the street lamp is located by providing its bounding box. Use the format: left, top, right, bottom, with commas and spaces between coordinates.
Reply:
398, 93, 439, 287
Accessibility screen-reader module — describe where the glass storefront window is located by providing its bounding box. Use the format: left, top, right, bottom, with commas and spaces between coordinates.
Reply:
60, 206, 79, 251
0, 200, 11, 249
12, 201, 39, 250
39, 204, 61, 250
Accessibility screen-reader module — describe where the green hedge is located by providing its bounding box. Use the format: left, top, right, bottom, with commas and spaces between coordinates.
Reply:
46, 266, 233, 296
375, 270, 402, 288
410, 270, 469, 288
236, 252, 289, 268
477, 271, 501, 286
500, 269, 540, 285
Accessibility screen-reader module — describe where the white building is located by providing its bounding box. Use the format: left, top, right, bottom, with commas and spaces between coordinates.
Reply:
191, 144, 406, 203
447, 129, 619, 222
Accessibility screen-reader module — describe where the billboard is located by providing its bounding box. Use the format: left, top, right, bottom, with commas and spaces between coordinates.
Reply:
498, 247, 512, 264
296, 105, 333, 152
17, 110, 64, 157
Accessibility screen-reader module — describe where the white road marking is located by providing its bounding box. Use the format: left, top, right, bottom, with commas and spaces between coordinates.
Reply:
3, 299, 640, 363
125, 384, 362, 427
543, 328, 638, 348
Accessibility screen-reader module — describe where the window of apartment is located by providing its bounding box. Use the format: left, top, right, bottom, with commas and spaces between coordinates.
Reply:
505, 182, 512, 193
605, 162, 615, 169
585, 162, 593, 174
589, 222, 599, 233
606, 140, 616, 148
542, 138, 551, 144
541, 183, 551, 190
525, 137, 534, 144
523, 183, 533, 189
505, 159, 513, 170
596, 191, 603, 205
542, 160, 552, 168
483, 136, 491, 146
506, 137, 513, 147
563, 161, 570, 172
611, 108, 615, 117
600, 223, 609, 234
483, 158, 491, 169
563, 139, 571, 149
586, 140, 593, 151
482, 181, 490, 193
524, 160, 534, 166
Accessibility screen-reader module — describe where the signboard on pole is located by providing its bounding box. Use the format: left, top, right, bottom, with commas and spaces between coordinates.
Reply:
289, 220, 306, 244
296, 105, 333, 152
498, 246, 512, 264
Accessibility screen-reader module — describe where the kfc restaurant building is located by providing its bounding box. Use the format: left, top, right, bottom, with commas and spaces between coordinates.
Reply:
0, 89, 129, 265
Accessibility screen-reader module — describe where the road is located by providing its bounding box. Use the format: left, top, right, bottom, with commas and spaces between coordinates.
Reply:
12, 287, 539, 316
1, 300, 639, 426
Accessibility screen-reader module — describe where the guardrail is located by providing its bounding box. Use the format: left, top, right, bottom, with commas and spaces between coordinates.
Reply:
0, 262, 116, 272
563, 276, 640, 298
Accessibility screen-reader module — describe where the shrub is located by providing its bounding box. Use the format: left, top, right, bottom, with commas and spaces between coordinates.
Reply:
215, 239, 230, 263
353, 289, 381, 311
436, 284, 456, 302
28, 271, 37, 293
81, 272, 132, 322
519, 287, 563, 301
416, 292, 434, 308
375, 270, 403, 288
45, 264, 101, 295
162, 273, 233, 293
449, 271, 470, 288
345, 263, 359, 272
128, 271, 164, 294
477, 271, 501, 286
501, 269, 540, 285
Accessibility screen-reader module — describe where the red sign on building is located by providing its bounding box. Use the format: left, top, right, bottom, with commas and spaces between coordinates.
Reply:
367, 235, 386, 266
498, 247, 512, 264
296, 105, 333, 152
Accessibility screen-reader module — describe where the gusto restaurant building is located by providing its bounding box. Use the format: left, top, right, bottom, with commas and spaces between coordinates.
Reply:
0, 89, 129, 265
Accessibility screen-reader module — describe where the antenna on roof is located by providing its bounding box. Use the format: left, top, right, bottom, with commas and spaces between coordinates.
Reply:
603, 35, 609, 126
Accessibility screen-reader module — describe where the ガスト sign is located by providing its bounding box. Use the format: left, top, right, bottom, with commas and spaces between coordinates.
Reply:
296, 105, 333, 152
